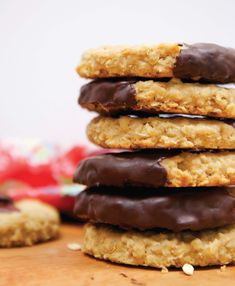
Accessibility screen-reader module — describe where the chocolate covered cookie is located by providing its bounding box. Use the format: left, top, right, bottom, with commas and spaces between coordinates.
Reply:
79, 78, 235, 118
77, 43, 235, 83
75, 187, 235, 231
74, 150, 235, 188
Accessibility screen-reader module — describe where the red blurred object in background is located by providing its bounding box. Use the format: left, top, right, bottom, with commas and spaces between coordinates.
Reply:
0, 145, 95, 187
0, 148, 57, 187
0, 141, 101, 214
52, 146, 89, 184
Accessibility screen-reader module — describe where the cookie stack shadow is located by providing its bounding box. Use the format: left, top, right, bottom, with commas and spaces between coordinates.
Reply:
74, 43, 235, 269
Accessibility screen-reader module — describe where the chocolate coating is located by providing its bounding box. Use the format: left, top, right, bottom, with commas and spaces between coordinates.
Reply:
174, 43, 235, 83
73, 150, 181, 188
0, 195, 19, 213
79, 79, 136, 113
74, 187, 235, 232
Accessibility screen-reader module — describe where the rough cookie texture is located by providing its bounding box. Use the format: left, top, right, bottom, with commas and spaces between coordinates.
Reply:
162, 151, 235, 187
79, 79, 235, 118
87, 116, 235, 149
0, 199, 60, 247
135, 80, 235, 117
82, 223, 235, 268
77, 43, 180, 78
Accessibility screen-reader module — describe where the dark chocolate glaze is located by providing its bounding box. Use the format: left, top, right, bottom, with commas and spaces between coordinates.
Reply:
79, 79, 136, 111
73, 150, 181, 188
74, 186, 235, 232
0, 195, 19, 213
174, 43, 235, 83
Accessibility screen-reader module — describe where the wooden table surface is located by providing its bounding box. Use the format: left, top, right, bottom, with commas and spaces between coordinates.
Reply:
1, 223, 235, 286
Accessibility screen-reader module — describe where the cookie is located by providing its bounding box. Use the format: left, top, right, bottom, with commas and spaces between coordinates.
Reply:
87, 115, 235, 149
82, 223, 235, 268
0, 197, 60, 247
79, 78, 235, 118
77, 43, 235, 83
74, 150, 235, 188
75, 187, 235, 231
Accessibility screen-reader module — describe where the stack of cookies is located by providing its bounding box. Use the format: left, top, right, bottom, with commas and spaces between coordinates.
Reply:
74, 43, 235, 269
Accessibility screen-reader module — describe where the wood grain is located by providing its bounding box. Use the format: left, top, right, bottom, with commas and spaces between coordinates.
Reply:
0, 224, 235, 286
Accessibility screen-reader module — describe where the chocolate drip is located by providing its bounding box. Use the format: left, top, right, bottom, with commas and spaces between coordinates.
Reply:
0, 195, 19, 213
73, 150, 182, 188
74, 186, 235, 232
79, 79, 136, 110
108, 113, 235, 129
151, 113, 235, 127
174, 43, 235, 83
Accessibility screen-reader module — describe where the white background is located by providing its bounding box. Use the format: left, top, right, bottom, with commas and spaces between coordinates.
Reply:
1, 0, 235, 145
